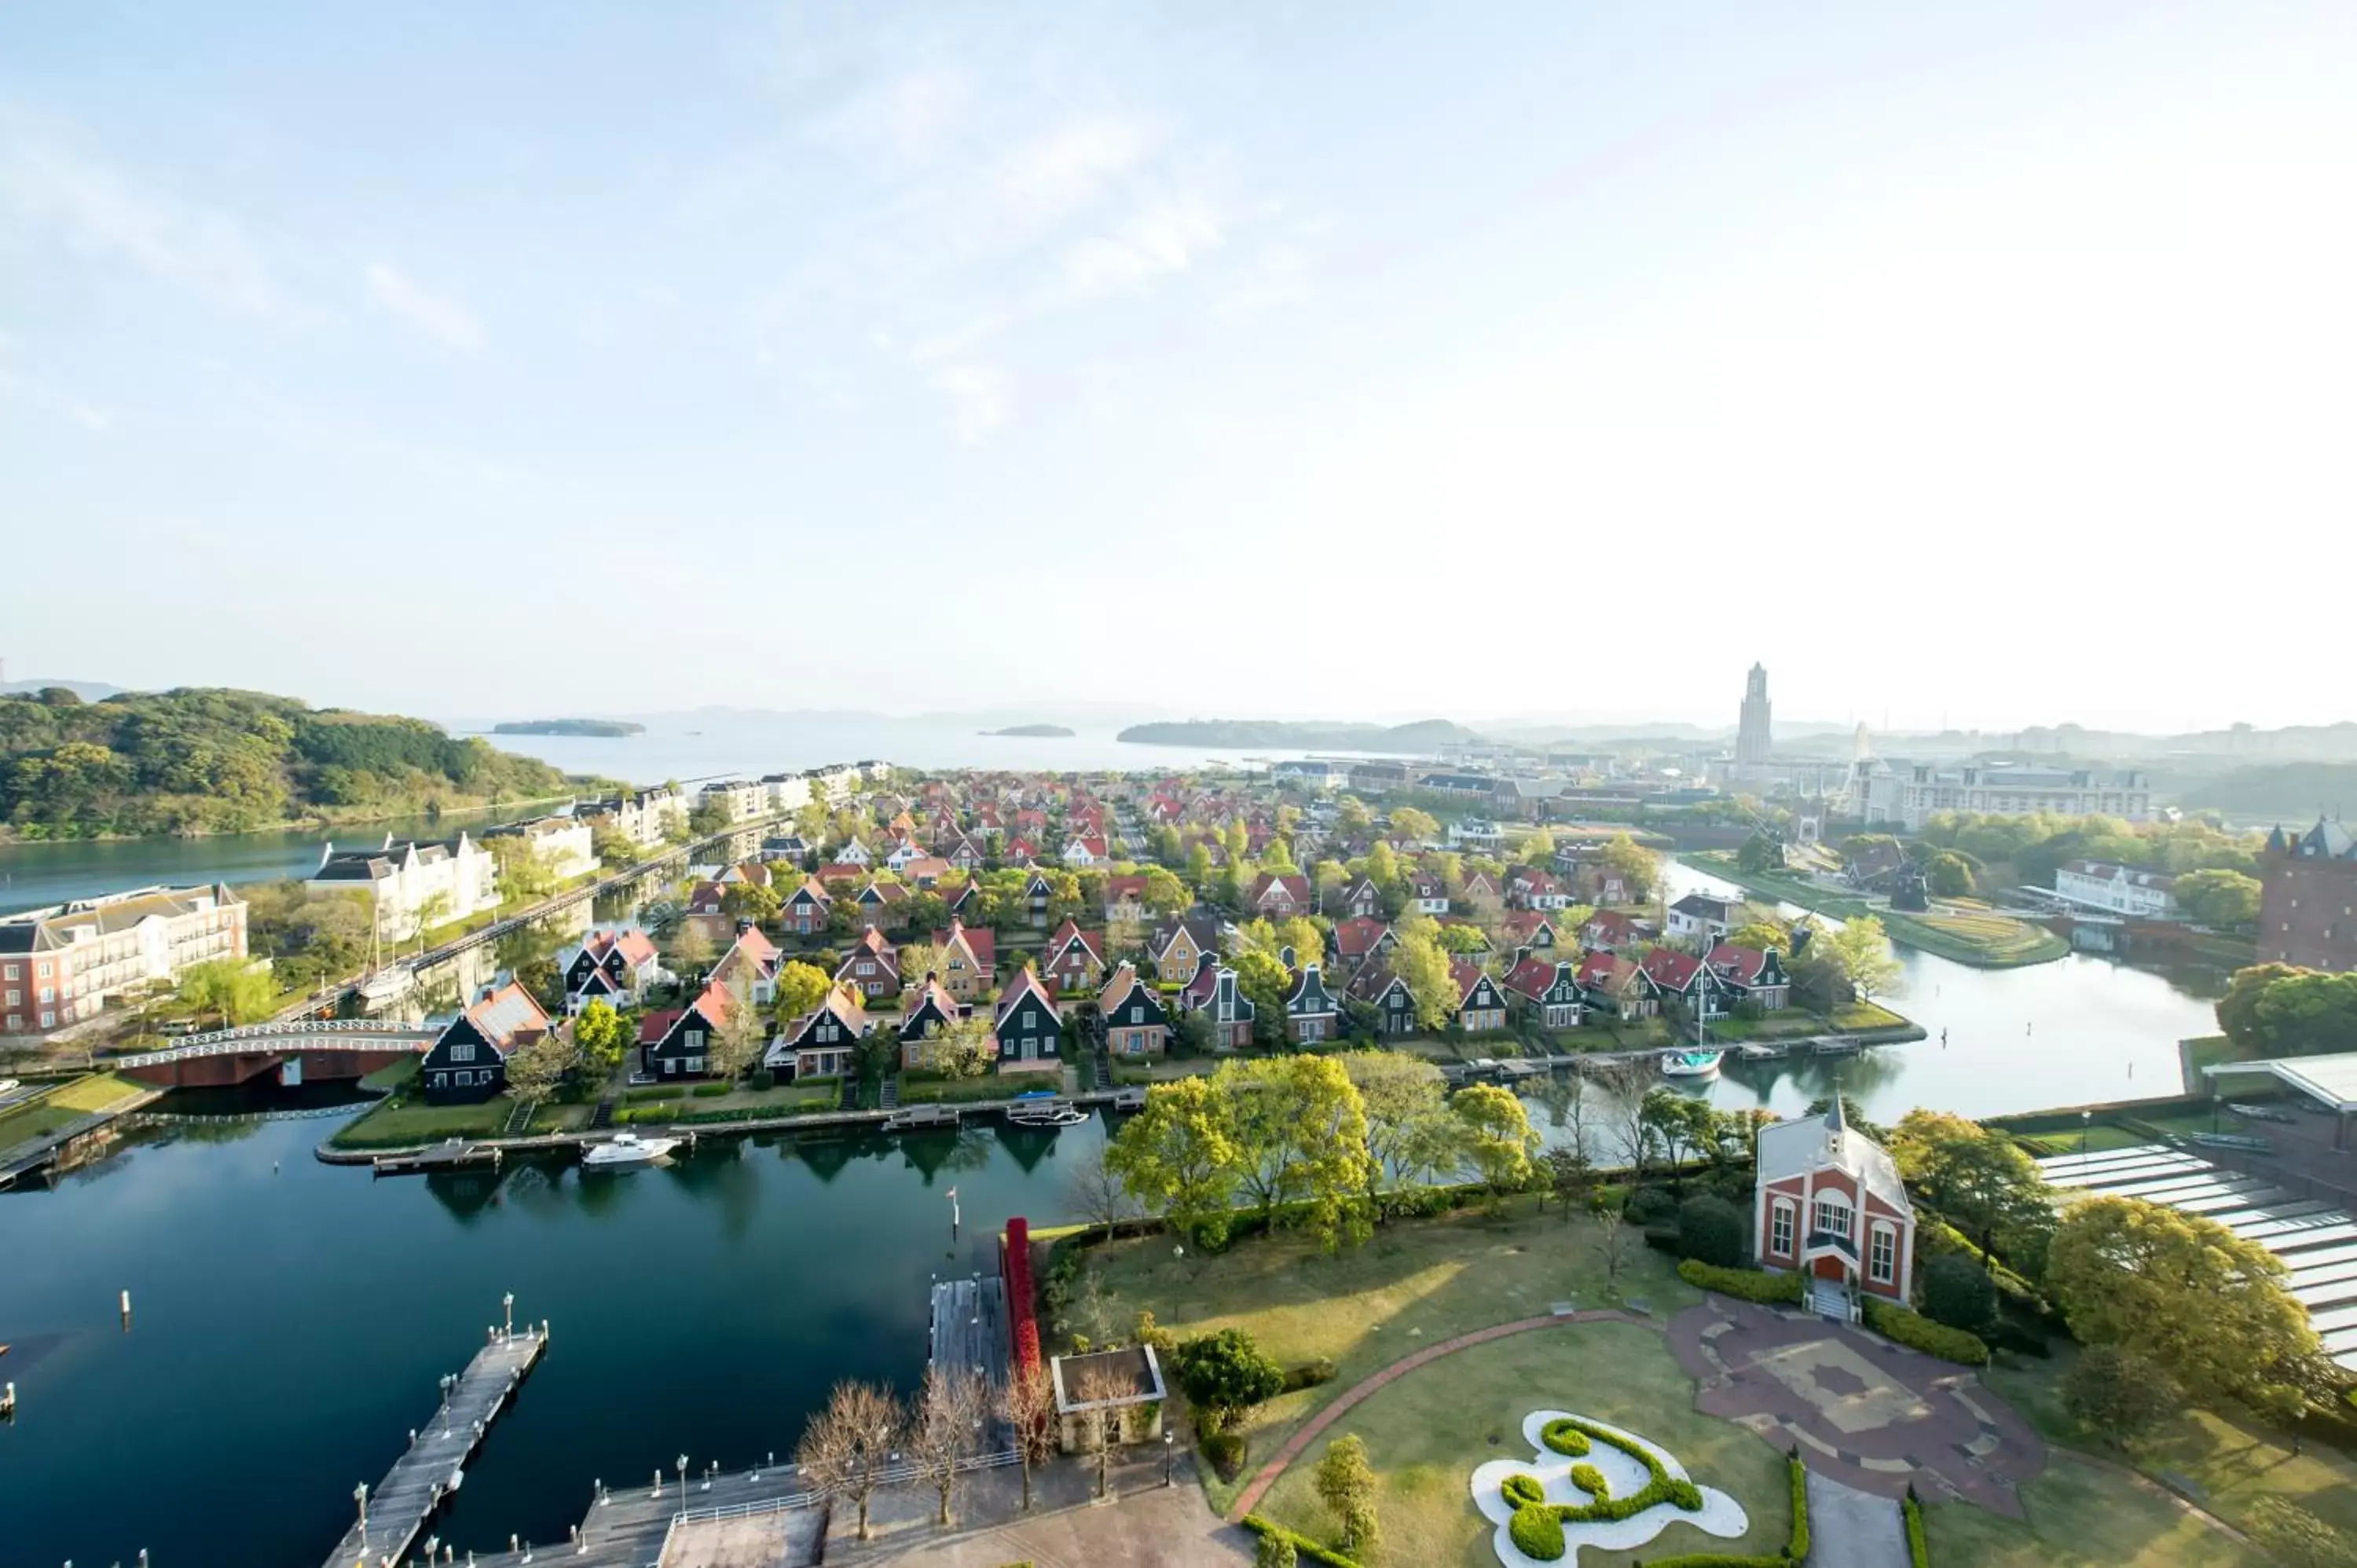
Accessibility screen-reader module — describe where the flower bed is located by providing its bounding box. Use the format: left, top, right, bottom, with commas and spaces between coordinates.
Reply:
1472, 1410, 1749, 1565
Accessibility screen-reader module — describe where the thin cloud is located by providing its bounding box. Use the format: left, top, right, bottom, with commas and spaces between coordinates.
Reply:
364, 263, 485, 350
990, 116, 1153, 226
929, 362, 1010, 443
0, 139, 281, 315
1061, 193, 1225, 298
0, 366, 112, 431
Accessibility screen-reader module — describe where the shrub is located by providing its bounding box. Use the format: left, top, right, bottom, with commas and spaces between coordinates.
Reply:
2246, 1496, 2357, 1568
1240, 1515, 1362, 1568
624, 1084, 685, 1102
1903, 1487, 1928, 1567
1626, 1185, 1676, 1225
1538, 1418, 1592, 1456
2061, 1344, 2176, 1442
1201, 1430, 1247, 1482
1862, 1297, 1989, 1365
1677, 1195, 1747, 1269
749, 1068, 775, 1090
690, 1081, 732, 1097
1787, 1453, 1810, 1560
1255, 1532, 1298, 1568
1922, 1255, 1996, 1332
1508, 1504, 1566, 1560
1678, 1259, 1805, 1304
1281, 1357, 1339, 1393
1501, 1472, 1547, 1509
1567, 1463, 1608, 1500
1173, 1328, 1287, 1431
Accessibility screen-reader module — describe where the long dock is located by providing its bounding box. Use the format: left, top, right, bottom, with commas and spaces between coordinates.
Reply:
321, 1315, 548, 1568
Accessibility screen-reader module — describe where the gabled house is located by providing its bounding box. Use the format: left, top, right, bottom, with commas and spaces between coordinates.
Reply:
1408, 872, 1450, 914
559, 927, 662, 1014
1148, 915, 1218, 986
1005, 836, 1043, 865
941, 832, 987, 871
710, 921, 783, 1006
420, 981, 552, 1103
900, 855, 952, 889
1102, 874, 1150, 925
884, 837, 926, 873
1754, 1098, 1916, 1320
1098, 962, 1171, 1057
1502, 955, 1585, 1030
1043, 918, 1107, 995
852, 879, 911, 931
1707, 943, 1791, 1011
897, 975, 969, 1068
1347, 965, 1417, 1037
1022, 868, 1058, 923
933, 918, 997, 1001
1340, 876, 1384, 919
1459, 870, 1504, 918
1577, 951, 1663, 1018
783, 877, 834, 936
814, 863, 867, 892
1285, 959, 1340, 1045
834, 926, 903, 1002
717, 859, 773, 888
1666, 893, 1739, 947
1638, 947, 1732, 1018
768, 985, 869, 1080
994, 969, 1064, 1072
1450, 958, 1510, 1032
1506, 866, 1571, 910
1498, 910, 1561, 953
1178, 955, 1257, 1050
1580, 909, 1655, 952
836, 837, 874, 867
940, 881, 981, 921
1061, 833, 1109, 868
640, 980, 740, 1080
1246, 872, 1313, 917
1332, 916, 1396, 969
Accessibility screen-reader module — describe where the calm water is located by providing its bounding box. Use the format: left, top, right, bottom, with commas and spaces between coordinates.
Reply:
0, 1114, 1105, 1568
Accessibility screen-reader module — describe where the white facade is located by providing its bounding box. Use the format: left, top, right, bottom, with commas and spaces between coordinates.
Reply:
1864, 762, 2150, 832
486, 815, 599, 881
585, 789, 689, 848
697, 779, 767, 824
2054, 861, 2179, 918
309, 832, 502, 940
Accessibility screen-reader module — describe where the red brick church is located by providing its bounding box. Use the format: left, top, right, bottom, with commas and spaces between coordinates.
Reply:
1753, 1097, 1916, 1320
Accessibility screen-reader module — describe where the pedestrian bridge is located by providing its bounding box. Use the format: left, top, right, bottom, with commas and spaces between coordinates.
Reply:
109, 1020, 443, 1088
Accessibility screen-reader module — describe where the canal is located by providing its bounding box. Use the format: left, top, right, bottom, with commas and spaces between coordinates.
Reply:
1, 859, 2231, 1566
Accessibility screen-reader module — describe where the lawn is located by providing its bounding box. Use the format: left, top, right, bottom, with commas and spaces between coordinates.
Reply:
329, 1094, 515, 1149
1920, 1453, 2267, 1567
898, 1073, 1036, 1105
1076, 1197, 1703, 1516
1252, 1323, 1792, 1568
0, 1072, 152, 1149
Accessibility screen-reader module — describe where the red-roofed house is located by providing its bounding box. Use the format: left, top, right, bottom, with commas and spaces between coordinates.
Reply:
1043, 918, 1107, 995
783, 877, 834, 936
768, 985, 869, 1080
1577, 951, 1663, 1017
1639, 947, 1732, 1017
1498, 910, 1563, 953
1332, 917, 1396, 969
1247, 872, 1312, 917
640, 980, 739, 1079
710, 921, 783, 1005
1102, 874, 1150, 925
1502, 955, 1585, 1030
834, 926, 903, 1002
1506, 866, 1571, 910
1450, 958, 1509, 1032
933, 918, 997, 1002
559, 927, 662, 1013
420, 980, 553, 1103
1707, 943, 1792, 1010
1580, 909, 1655, 952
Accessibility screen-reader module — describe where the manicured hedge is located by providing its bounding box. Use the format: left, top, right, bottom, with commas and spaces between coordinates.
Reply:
1241, 1514, 1363, 1568
1004, 1217, 1042, 1373
1863, 1297, 1989, 1366
1568, 1462, 1608, 1500
1281, 1357, 1339, 1393
1501, 1471, 1547, 1509
1904, 1487, 1929, 1566
690, 1081, 732, 1097
1539, 1418, 1592, 1456
1677, 1259, 1806, 1304
1509, 1504, 1566, 1560
1647, 1453, 1813, 1568
1500, 1416, 1706, 1542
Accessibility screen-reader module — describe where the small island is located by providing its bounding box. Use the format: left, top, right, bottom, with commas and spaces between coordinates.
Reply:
982, 723, 1076, 738
1117, 716, 1478, 750
491, 718, 646, 738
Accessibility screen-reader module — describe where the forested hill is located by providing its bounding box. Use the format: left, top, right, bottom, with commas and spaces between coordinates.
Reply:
0, 687, 587, 839
1117, 717, 1479, 751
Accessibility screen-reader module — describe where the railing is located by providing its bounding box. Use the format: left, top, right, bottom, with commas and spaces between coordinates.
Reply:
108, 1021, 441, 1068
1803, 1229, 1857, 1261
669, 1449, 1018, 1527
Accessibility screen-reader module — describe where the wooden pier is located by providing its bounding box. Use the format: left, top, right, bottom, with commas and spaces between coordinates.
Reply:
321, 1314, 547, 1568
372, 1140, 504, 1178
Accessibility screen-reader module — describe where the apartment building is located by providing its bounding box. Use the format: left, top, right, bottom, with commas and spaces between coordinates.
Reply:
1864, 762, 2150, 831
309, 831, 501, 940
482, 814, 599, 881
0, 883, 248, 1035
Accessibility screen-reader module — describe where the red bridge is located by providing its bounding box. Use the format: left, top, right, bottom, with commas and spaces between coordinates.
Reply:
108, 1020, 444, 1089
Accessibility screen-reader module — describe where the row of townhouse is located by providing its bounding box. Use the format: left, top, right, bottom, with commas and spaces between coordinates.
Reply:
308, 810, 596, 941
0, 883, 249, 1035
580, 787, 692, 848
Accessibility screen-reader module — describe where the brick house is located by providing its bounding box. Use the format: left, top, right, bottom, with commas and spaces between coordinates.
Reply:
1754, 1098, 1916, 1321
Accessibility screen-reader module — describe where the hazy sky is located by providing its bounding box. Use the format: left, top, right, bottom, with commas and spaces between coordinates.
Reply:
3, 2, 2351, 732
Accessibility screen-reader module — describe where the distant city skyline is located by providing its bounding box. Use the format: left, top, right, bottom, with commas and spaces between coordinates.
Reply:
3, 2, 2350, 731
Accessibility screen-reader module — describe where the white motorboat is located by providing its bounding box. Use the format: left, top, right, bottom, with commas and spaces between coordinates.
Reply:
1659, 1050, 1724, 1081
581, 1131, 680, 1168
1007, 1106, 1089, 1128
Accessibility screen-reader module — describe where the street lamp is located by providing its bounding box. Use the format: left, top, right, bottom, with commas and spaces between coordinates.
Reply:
678, 1454, 690, 1515
503, 1292, 515, 1336
2080, 1110, 2091, 1156
1164, 1431, 1175, 1487
354, 1482, 369, 1537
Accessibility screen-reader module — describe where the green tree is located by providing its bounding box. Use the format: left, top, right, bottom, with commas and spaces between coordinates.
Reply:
1736, 832, 1782, 874
1889, 1109, 2053, 1262
1453, 1082, 1538, 1201
1171, 1327, 1285, 1432
1389, 807, 1439, 843
689, 797, 732, 837
772, 960, 832, 1022
1922, 1255, 1997, 1332
503, 1030, 579, 1108
1105, 1075, 1242, 1247
1676, 1193, 1746, 1268
1313, 1434, 1380, 1552
1230, 948, 1293, 1048
2217, 964, 2357, 1058
1389, 926, 1457, 1032
1344, 1051, 1457, 1194
1725, 919, 1791, 954
2047, 1195, 2321, 1412
488, 835, 559, 901
2175, 869, 2262, 927
1816, 914, 1903, 1002
178, 958, 274, 1027
2061, 1345, 2178, 1446
897, 941, 948, 989
1923, 852, 1977, 897
1141, 866, 1189, 914
911, 1013, 996, 1078
1640, 1087, 1721, 1181
1223, 1056, 1375, 1247
573, 998, 630, 1074
1599, 833, 1659, 903
1275, 916, 1325, 969
721, 880, 782, 924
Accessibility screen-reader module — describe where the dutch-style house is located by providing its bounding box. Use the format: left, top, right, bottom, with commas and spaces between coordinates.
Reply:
1061, 833, 1109, 867
559, 927, 661, 1014
783, 877, 833, 936
1707, 943, 1791, 1010
1102, 874, 1150, 925
1340, 876, 1384, 919
1450, 958, 1509, 1032
1754, 1097, 1916, 1321
1148, 915, 1217, 985
1043, 918, 1107, 995
1022, 868, 1057, 923
814, 863, 867, 892
835, 836, 874, 867
420, 981, 552, 1103
941, 833, 986, 871
994, 969, 1064, 1072
940, 881, 981, 922
1006, 836, 1043, 865
834, 926, 903, 1002
1576, 951, 1663, 1017
1285, 958, 1340, 1045
1502, 955, 1585, 1030
897, 975, 967, 1068
717, 859, 773, 888
1580, 909, 1655, 952
1498, 910, 1561, 953
900, 855, 952, 889
1332, 916, 1396, 970
710, 921, 783, 1006
1459, 870, 1504, 918
1098, 962, 1171, 1057
639, 980, 739, 1080
1638, 947, 1733, 1019
884, 837, 926, 874
1409, 872, 1450, 914
933, 918, 997, 1001
1347, 965, 1417, 1036
1506, 866, 1571, 910
1666, 892, 1739, 947
768, 985, 870, 1080
1247, 872, 1313, 917
1178, 955, 1257, 1050
853, 880, 911, 931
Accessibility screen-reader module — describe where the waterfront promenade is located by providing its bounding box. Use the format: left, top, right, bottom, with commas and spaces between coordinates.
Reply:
321, 1314, 548, 1568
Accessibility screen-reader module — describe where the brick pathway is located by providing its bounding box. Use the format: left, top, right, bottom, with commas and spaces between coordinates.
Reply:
1226, 1309, 1654, 1520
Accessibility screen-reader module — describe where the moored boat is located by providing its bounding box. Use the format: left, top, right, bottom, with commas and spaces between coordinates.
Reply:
581, 1131, 680, 1168
1660, 1050, 1724, 1081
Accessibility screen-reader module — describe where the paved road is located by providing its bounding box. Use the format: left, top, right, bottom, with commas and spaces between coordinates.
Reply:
1805, 1471, 1911, 1568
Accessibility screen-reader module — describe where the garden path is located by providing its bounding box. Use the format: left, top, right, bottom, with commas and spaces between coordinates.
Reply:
1804, 1471, 1911, 1568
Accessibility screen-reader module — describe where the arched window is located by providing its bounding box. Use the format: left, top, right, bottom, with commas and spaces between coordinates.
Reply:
1868, 1223, 1897, 1284
1769, 1200, 1795, 1258
1810, 1190, 1853, 1243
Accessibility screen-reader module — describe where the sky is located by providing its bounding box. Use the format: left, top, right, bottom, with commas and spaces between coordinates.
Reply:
2, 2, 2352, 734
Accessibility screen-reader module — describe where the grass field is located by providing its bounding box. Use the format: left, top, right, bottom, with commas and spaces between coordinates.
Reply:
329, 1093, 514, 1148
1920, 1452, 2267, 1567
1252, 1324, 1792, 1568
0, 1072, 152, 1148
1688, 854, 2069, 968
1077, 1198, 1702, 1516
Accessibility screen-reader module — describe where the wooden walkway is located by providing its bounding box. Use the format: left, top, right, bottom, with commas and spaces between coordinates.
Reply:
929, 1275, 1010, 1390
321, 1320, 548, 1568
